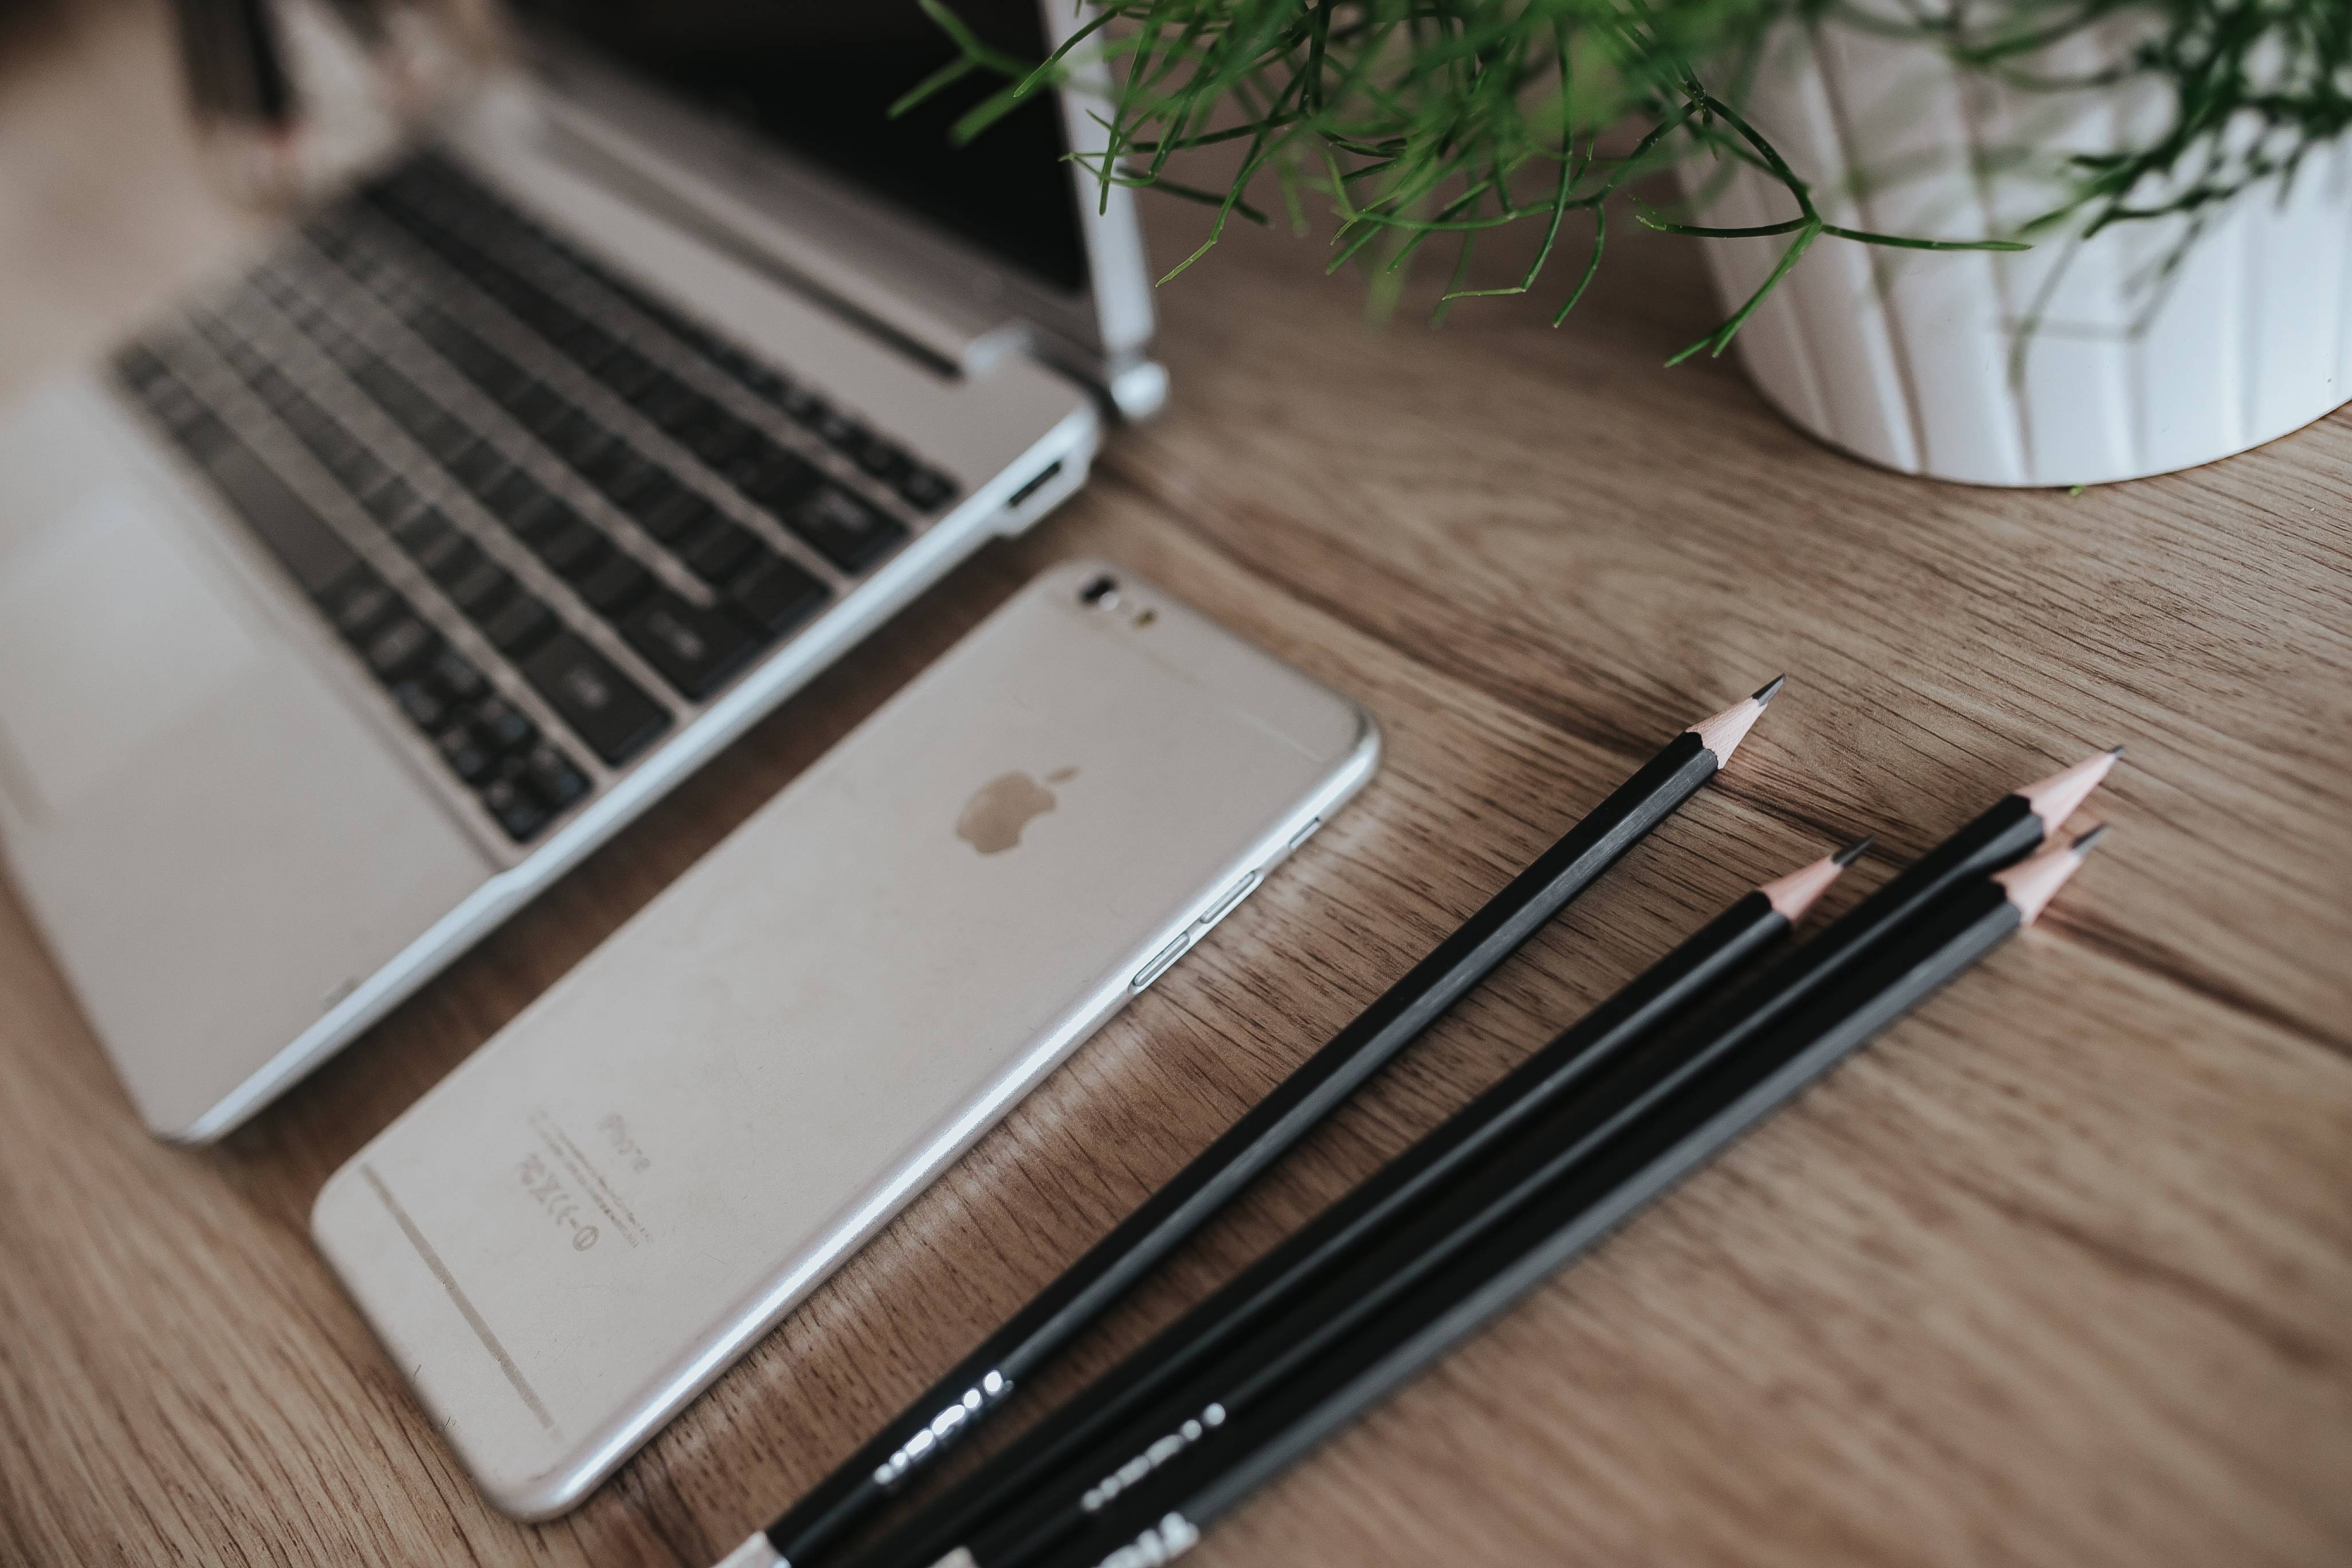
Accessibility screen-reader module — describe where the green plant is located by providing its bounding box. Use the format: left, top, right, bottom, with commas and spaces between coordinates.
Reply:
904, 0, 2352, 362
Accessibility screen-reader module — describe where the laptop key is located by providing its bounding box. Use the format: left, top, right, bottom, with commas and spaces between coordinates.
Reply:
504, 496, 575, 550
446, 558, 516, 619
554, 323, 621, 373
633, 376, 700, 426
364, 616, 440, 683
617, 590, 756, 699
850, 433, 908, 483
509, 381, 568, 433
777, 385, 826, 425
166, 408, 234, 462
436, 722, 496, 785
472, 695, 538, 752
518, 632, 670, 765
482, 594, 556, 657
250, 365, 300, 411
809, 406, 856, 449
199, 445, 362, 598
738, 448, 823, 513
391, 680, 448, 732
680, 519, 758, 584
391, 506, 454, 554
452, 444, 513, 495
421, 418, 479, 467
682, 411, 754, 467
483, 468, 553, 523
480, 771, 551, 842
361, 476, 425, 527
417, 531, 481, 586
535, 517, 611, 581
783, 483, 905, 573
897, 467, 958, 512
577, 553, 653, 616
728, 554, 829, 638
343, 470, 409, 531
326, 573, 400, 643
521, 742, 588, 810
560, 429, 621, 480
428, 648, 488, 704
576, 441, 637, 489
328, 445, 390, 497
620, 473, 694, 537
595, 453, 665, 510
735, 362, 789, 402
597, 348, 659, 402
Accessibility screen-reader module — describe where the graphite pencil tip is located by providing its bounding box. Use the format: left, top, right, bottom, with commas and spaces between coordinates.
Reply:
1760, 837, 1864, 921
2017, 746, 2122, 832
1833, 834, 1876, 867
1690, 681, 1782, 765
1753, 675, 1788, 705
1993, 823, 2108, 925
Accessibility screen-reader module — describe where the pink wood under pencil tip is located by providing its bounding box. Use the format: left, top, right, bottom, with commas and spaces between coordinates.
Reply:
2017, 746, 2122, 830
1993, 826, 2106, 925
1758, 853, 1851, 922
1689, 684, 1779, 765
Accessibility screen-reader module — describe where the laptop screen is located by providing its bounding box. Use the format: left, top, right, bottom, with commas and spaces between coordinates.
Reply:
515, 1, 1091, 295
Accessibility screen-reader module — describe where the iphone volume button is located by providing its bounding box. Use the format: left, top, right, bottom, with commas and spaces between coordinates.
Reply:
1196, 871, 1263, 934
1133, 867, 1267, 994
1131, 932, 1191, 992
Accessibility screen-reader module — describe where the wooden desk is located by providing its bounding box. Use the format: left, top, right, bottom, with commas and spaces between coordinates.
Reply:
4, 8, 2347, 1565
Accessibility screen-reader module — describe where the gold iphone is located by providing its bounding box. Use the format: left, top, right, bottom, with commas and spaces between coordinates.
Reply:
312, 559, 1379, 1518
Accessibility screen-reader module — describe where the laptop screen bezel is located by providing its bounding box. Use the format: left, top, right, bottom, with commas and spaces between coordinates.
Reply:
505, 1, 1153, 381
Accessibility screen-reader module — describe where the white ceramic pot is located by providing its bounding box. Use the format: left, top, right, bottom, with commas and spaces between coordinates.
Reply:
1679, 17, 2352, 487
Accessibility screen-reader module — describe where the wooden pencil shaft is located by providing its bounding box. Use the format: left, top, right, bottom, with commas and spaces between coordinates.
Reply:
1044, 885, 2026, 1568
852, 891, 1787, 1568
769, 732, 1722, 1565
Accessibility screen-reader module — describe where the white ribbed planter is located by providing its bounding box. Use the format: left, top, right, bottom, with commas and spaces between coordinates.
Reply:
1680, 19, 2352, 487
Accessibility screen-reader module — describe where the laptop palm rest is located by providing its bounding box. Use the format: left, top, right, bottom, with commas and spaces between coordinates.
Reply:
0, 379, 492, 1138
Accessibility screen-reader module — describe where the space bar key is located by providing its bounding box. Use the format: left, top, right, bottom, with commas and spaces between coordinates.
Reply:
517, 632, 672, 767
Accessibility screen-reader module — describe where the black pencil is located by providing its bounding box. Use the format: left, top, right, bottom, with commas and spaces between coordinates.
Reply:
719, 683, 1784, 1568
837, 839, 1868, 1568
1021, 829, 2107, 1568
919, 750, 2121, 1568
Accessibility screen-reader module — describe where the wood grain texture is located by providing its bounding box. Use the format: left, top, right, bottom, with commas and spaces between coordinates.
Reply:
3, 7, 2349, 1566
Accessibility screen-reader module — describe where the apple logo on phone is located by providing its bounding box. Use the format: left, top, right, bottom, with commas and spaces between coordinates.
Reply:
957, 766, 1078, 855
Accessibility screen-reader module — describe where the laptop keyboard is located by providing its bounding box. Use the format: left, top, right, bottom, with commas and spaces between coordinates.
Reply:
109, 152, 963, 848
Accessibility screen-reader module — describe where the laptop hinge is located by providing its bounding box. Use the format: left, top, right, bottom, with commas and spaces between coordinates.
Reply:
522, 82, 1165, 418
531, 100, 985, 380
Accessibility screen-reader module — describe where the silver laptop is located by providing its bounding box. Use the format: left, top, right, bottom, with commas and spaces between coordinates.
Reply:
0, 1, 1159, 1142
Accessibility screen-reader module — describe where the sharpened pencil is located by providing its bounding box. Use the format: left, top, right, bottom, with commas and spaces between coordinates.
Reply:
912, 748, 2124, 1568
